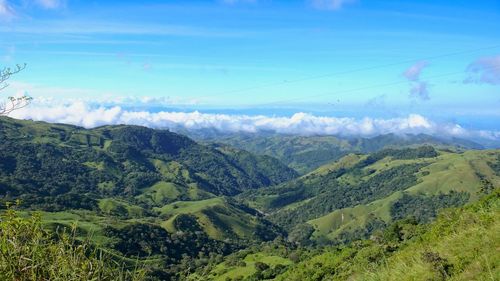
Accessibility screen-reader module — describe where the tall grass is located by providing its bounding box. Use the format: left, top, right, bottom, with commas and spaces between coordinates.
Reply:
0, 203, 145, 281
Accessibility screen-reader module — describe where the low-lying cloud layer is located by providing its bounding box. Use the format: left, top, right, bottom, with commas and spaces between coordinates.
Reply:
9, 100, 500, 141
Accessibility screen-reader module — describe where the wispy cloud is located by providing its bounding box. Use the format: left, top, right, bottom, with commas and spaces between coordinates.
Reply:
409, 81, 430, 101
221, 0, 257, 5
403, 61, 430, 101
0, 20, 246, 37
364, 94, 387, 108
34, 0, 64, 9
1, 0, 64, 21
0, 0, 15, 21
403, 61, 428, 81
220, 0, 357, 10
464, 55, 500, 85
9, 99, 499, 141
310, 0, 356, 11
1, 44, 15, 62
3, 82, 200, 106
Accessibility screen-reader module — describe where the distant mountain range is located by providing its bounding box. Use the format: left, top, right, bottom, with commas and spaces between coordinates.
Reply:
189, 131, 484, 174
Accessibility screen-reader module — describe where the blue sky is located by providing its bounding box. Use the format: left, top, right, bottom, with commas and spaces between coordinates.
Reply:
1, 0, 499, 139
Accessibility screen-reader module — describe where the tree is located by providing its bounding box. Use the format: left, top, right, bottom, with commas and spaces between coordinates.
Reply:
0, 64, 32, 115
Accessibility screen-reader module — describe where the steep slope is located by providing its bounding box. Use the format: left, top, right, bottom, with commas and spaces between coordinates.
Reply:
276, 190, 500, 281
0, 117, 296, 278
0, 117, 297, 205
191, 190, 499, 281
198, 133, 483, 174
240, 146, 499, 243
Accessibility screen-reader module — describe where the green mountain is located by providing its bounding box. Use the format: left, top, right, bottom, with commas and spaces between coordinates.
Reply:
0, 117, 297, 278
1, 117, 498, 280
240, 146, 499, 244
196, 133, 483, 174
196, 190, 499, 281
0, 117, 297, 202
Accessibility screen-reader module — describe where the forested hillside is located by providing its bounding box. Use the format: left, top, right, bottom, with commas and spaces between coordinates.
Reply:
194, 190, 499, 280
196, 133, 483, 174
0, 117, 297, 279
0, 117, 498, 280
240, 146, 499, 244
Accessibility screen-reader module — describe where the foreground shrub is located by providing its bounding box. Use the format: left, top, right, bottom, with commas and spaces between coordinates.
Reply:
0, 204, 144, 281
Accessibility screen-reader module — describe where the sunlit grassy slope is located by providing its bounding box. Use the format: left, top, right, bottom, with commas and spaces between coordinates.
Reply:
308, 150, 499, 241
191, 190, 499, 281
240, 147, 499, 242
189, 252, 292, 281
198, 133, 483, 174
0, 117, 296, 279
278, 190, 500, 281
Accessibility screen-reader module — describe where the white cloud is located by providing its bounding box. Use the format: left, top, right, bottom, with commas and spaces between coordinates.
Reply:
464, 55, 500, 85
2, 82, 201, 109
0, 0, 15, 21
8, 100, 499, 141
311, 0, 356, 11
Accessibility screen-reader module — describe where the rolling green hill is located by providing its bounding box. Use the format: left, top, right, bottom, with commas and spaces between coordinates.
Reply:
0, 117, 297, 279
197, 133, 483, 174
0, 117, 297, 201
1, 116, 498, 280
240, 146, 499, 243
189, 189, 499, 281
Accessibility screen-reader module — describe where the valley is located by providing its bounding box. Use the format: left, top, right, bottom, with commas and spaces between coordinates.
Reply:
0, 117, 498, 280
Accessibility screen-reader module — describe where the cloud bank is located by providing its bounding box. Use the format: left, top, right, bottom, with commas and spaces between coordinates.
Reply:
8, 100, 499, 141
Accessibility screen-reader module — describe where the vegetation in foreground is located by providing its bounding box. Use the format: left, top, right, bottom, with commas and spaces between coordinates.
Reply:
0, 117, 498, 280
0, 203, 143, 281
191, 189, 499, 280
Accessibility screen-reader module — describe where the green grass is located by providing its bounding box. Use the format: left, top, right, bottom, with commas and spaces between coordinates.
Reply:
309, 191, 401, 240
199, 253, 292, 281
136, 181, 182, 205
158, 198, 241, 240
276, 190, 500, 281
155, 198, 225, 216
405, 151, 483, 197
151, 159, 192, 182
39, 210, 115, 245
305, 150, 500, 242
304, 153, 363, 178
157, 198, 270, 241
98, 198, 146, 218
358, 192, 500, 281
83, 161, 105, 170
0, 208, 144, 280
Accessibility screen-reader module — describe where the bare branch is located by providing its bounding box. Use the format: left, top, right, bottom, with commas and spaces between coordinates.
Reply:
0, 96, 32, 115
0, 63, 30, 116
